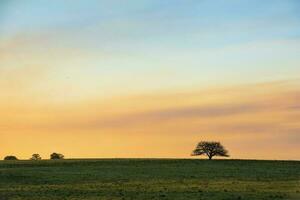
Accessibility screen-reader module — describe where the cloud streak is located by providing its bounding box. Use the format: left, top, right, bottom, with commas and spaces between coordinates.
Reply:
1, 80, 300, 159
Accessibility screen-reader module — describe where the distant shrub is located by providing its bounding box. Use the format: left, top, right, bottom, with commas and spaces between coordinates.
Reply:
4, 155, 18, 160
30, 154, 42, 160
50, 153, 64, 160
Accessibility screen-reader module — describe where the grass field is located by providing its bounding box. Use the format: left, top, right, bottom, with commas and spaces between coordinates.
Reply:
0, 159, 299, 200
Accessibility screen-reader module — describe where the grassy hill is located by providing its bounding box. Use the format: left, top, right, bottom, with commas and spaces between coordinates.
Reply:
0, 159, 299, 200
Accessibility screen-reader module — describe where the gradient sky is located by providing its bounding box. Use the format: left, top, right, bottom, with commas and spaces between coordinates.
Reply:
0, 0, 300, 160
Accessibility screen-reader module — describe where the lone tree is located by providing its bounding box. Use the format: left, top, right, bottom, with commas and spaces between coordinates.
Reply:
4, 155, 18, 160
191, 141, 229, 160
31, 154, 42, 161
50, 152, 64, 160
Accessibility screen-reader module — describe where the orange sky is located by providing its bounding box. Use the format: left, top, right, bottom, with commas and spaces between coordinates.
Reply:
1, 80, 299, 160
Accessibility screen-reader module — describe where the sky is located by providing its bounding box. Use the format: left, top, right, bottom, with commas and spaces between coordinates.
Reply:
0, 0, 300, 160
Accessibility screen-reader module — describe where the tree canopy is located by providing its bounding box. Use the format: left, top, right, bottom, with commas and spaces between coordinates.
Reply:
31, 154, 42, 160
4, 155, 18, 160
191, 141, 229, 160
50, 153, 64, 160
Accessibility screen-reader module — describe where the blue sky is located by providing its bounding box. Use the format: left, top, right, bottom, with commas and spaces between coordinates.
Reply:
1, 0, 300, 96
2, 0, 300, 39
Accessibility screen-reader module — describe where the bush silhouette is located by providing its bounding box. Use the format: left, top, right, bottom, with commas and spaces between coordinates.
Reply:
30, 154, 42, 160
50, 153, 64, 160
4, 155, 18, 160
191, 141, 229, 160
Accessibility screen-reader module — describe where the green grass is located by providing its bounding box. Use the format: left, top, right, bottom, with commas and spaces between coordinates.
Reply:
0, 159, 299, 200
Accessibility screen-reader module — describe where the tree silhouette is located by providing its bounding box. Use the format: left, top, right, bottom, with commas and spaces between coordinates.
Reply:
31, 154, 42, 160
4, 155, 18, 160
191, 141, 229, 160
50, 152, 64, 160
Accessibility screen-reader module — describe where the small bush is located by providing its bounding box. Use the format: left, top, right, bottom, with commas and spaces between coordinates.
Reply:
50, 153, 64, 160
31, 154, 42, 160
4, 155, 18, 160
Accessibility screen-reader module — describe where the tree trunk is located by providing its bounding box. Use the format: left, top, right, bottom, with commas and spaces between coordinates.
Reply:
208, 155, 213, 160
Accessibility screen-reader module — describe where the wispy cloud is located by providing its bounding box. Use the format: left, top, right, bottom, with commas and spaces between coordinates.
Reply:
1, 79, 299, 159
